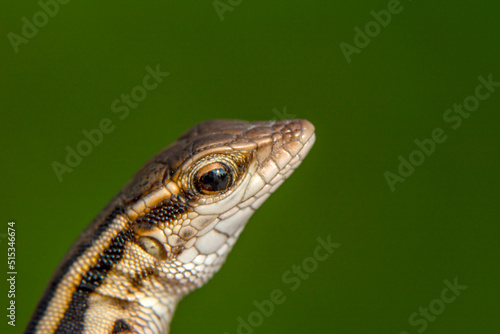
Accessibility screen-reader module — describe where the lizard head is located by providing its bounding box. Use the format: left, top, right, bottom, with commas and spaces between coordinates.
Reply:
121, 119, 315, 295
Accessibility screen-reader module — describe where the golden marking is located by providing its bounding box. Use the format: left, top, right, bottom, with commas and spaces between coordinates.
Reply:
35, 215, 129, 333
126, 209, 139, 221
143, 187, 171, 208
131, 200, 147, 217
165, 182, 180, 196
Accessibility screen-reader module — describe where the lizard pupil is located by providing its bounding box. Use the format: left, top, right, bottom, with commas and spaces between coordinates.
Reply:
196, 163, 231, 194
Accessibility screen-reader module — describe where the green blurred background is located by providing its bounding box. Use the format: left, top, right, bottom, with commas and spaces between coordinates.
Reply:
1, 0, 499, 333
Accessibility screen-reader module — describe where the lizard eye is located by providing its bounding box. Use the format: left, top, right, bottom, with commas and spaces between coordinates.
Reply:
194, 162, 233, 194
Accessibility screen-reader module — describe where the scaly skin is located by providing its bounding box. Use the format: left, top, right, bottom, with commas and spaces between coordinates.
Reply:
26, 119, 316, 334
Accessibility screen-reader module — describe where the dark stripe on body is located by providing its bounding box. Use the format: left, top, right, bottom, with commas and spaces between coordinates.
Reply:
55, 228, 134, 333
25, 207, 125, 334
135, 198, 188, 230
26, 200, 187, 333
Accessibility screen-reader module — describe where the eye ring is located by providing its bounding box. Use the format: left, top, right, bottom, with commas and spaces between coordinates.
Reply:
194, 162, 233, 195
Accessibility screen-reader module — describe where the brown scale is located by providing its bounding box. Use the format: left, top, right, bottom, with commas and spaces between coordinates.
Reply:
128, 267, 159, 288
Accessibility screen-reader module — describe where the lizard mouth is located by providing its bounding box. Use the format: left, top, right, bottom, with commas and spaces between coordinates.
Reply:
239, 119, 316, 203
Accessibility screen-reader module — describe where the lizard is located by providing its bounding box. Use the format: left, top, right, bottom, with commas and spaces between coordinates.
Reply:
25, 119, 316, 333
